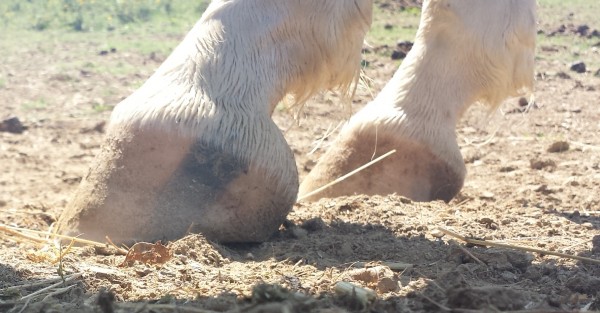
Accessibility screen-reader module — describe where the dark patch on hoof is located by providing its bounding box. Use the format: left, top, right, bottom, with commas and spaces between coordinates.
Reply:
179, 141, 249, 190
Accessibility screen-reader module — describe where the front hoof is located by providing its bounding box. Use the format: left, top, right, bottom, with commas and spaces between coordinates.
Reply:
57, 126, 297, 244
299, 129, 465, 202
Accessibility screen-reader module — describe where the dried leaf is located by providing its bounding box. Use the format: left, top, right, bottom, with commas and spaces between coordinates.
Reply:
119, 241, 171, 267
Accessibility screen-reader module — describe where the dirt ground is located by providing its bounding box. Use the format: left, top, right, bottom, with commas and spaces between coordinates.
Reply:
1, 1, 600, 312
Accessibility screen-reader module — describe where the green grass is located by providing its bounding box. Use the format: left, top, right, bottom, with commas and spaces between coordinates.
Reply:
21, 98, 48, 110
0, 0, 207, 33
1, 0, 597, 84
92, 103, 115, 113
0, 0, 209, 58
365, 6, 421, 47
538, 0, 600, 27
536, 0, 600, 69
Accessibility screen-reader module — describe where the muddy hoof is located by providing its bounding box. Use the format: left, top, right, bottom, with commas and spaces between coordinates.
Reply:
57, 122, 297, 244
299, 126, 465, 202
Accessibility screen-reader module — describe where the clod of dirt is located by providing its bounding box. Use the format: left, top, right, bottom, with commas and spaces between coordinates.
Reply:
299, 217, 326, 232
518, 97, 529, 107
334, 281, 377, 311
565, 273, 600, 294
535, 184, 558, 195
499, 165, 517, 172
557, 71, 572, 79
0, 116, 26, 134
169, 234, 230, 266
97, 288, 116, 313
119, 241, 171, 267
575, 24, 590, 36
376, 0, 423, 11
391, 50, 406, 60
478, 217, 498, 230
570, 61, 587, 73
547, 141, 570, 153
251, 284, 294, 303
592, 235, 600, 254
547, 24, 567, 36
290, 227, 308, 239
348, 265, 399, 293
530, 158, 557, 170
447, 286, 528, 310
338, 200, 362, 212
470, 248, 533, 272
248, 283, 323, 312
396, 40, 414, 54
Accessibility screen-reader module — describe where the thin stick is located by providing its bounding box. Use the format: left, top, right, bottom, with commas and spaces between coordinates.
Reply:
297, 149, 396, 201
2, 276, 65, 293
438, 227, 600, 265
19, 273, 82, 301
453, 242, 486, 266
0, 224, 111, 249
41, 285, 76, 302
0, 225, 47, 244
16, 298, 32, 313
105, 236, 129, 254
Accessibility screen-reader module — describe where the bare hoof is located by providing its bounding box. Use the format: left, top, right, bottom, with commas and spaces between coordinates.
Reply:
57, 124, 297, 244
299, 128, 465, 202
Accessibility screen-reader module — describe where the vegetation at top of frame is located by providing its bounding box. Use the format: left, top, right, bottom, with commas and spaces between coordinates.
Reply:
0, 0, 210, 32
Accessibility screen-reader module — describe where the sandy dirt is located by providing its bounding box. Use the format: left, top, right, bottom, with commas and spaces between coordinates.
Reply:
1, 1, 599, 312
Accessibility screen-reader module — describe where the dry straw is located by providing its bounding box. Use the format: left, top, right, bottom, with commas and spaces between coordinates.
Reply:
297, 149, 396, 201
437, 227, 600, 265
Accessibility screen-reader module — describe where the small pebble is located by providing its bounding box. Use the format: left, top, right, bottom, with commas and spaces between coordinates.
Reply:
582, 222, 594, 230
570, 61, 586, 73
0, 116, 26, 134
480, 192, 495, 200
430, 229, 445, 238
547, 141, 569, 153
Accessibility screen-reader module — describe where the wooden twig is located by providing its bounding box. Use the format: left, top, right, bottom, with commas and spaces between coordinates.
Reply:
16, 298, 32, 313
334, 281, 376, 303
437, 227, 600, 265
452, 241, 486, 266
105, 236, 129, 254
0, 224, 127, 253
41, 285, 76, 302
3, 276, 66, 293
0, 225, 47, 244
297, 149, 396, 201
19, 273, 82, 301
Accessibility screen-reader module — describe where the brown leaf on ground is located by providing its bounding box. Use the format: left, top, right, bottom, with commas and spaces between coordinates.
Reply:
119, 241, 171, 267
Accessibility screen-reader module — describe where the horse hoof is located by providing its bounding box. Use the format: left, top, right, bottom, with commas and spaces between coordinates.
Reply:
299, 126, 465, 202
57, 123, 297, 244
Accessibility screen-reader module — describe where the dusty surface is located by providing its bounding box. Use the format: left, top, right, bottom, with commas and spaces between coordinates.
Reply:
1, 1, 600, 312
